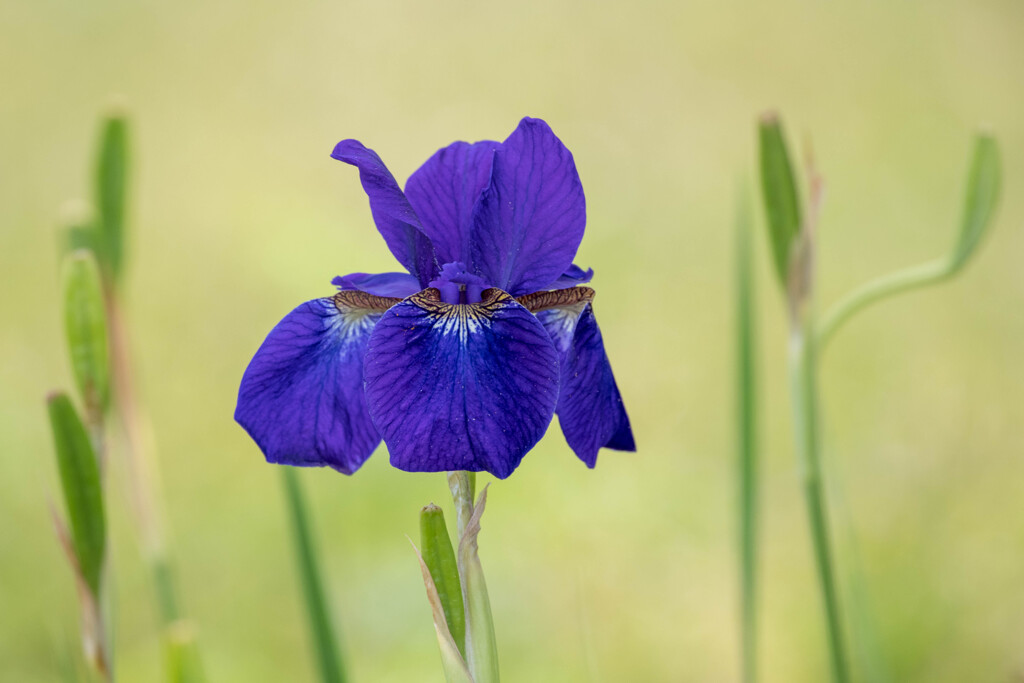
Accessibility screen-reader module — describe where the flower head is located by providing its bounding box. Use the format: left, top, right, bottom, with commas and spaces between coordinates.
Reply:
235, 117, 633, 479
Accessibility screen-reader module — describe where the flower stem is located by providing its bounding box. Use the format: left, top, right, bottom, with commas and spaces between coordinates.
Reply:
447, 472, 499, 683
789, 323, 849, 683
447, 471, 476, 538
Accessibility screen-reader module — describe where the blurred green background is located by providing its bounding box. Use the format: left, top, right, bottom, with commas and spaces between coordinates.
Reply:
2, 1, 1022, 681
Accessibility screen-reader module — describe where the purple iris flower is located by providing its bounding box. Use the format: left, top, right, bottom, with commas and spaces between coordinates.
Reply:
235, 117, 634, 479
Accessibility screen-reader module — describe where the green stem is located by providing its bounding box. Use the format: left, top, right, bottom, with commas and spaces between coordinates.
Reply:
447, 471, 476, 538
281, 468, 347, 683
735, 195, 758, 683
790, 325, 849, 683
816, 258, 951, 349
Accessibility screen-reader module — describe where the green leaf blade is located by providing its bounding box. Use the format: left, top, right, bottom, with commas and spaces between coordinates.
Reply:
758, 113, 802, 286
951, 133, 1001, 271
62, 251, 110, 421
420, 504, 466, 656
735, 186, 759, 683
94, 115, 129, 284
47, 393, 106, 596
280, 468, 347, 683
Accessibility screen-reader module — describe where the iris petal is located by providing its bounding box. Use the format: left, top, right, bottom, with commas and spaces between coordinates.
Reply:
331, 271, 421, 298
551, 263, 594, 289
405, 140, 500, 267
470, 118, 586, 296
235, 292, 399, 474
331, 140, 438, 285
532, 296, 634, 467
363, 288, 560, 478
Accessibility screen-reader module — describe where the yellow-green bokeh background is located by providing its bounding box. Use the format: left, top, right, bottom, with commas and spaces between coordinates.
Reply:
2, 1, 1022, 680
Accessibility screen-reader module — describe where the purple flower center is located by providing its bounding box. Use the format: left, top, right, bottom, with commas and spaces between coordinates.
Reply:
428, 262, 490, 304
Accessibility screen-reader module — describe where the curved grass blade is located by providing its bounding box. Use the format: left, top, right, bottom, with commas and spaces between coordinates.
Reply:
816, 133, 1001, 347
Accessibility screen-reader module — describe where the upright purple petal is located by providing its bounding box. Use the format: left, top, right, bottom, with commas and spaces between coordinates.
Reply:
536, 302, 634, 467
363, 288, 559, 478
404, 140, 500, 266
235, 293, 393, 474
331, 271, 422, 298
470, 118, 586, 295
331, 140, 438, 285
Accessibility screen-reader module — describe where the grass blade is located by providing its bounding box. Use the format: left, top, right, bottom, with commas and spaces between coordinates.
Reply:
94, 115, 129, 283
281, 468, 347, 683
735, 187, 759, 683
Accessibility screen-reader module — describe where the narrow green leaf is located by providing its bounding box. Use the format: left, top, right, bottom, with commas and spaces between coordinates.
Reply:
63, 251, 110, 422
758, 112, 802, 286
47, 393, 106, 597
420, 504, 466, 656
281, 468, 347, 683
458, 486, 499, 683
735, 186, 759, 683
950, 133, 1000, 271
94, 115, 129, 283
411, 541, 475, 683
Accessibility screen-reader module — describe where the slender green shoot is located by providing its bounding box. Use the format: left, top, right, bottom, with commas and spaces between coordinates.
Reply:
734, 187, 759, 683
789, 325, 849, 683
281, 468, 347, 683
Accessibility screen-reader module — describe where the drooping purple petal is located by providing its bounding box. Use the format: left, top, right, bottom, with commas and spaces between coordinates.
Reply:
470, 118, 586, 296
331, 140, 438, 285
551, 263, 594, 289
235, 294, 390, 474
404, 140, 500, 266
331, 271, 421, 298
363, 288, 560, 478
536, 302, 634, 467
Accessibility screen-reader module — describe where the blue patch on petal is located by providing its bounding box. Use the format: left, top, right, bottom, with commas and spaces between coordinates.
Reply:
536, 303, 634, 467
332, 271, 421, 298
363, 288, 559, 479
551, 263, 594, 289
235, 296, 384, 474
